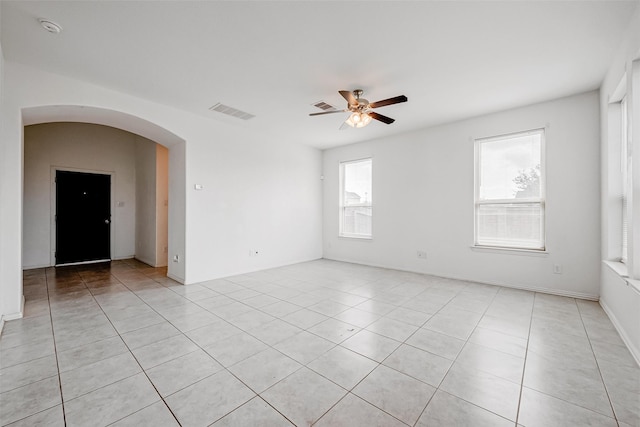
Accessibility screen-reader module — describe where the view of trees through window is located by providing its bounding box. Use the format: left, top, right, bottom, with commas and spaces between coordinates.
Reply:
514, 164, 541, 198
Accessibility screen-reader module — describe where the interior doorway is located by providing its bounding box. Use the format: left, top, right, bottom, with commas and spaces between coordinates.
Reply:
20, 106, 186, 284
55, 170, 111, 265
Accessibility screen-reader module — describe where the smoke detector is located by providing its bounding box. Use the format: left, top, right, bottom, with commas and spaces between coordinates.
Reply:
38, 19, 62, 34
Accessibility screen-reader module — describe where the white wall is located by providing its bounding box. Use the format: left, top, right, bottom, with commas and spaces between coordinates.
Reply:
134, 137, 168, 268
168, 141, 186, 282
24, 123, 139, 268
324, 91, 601, 299
599, 5, 640, 362
0, 48, 23, 319
185, 128, 323, 283
1, 61, 323, 315
135, 136, 158, 266
156, 145, 169, 267
0, 8, 7, 326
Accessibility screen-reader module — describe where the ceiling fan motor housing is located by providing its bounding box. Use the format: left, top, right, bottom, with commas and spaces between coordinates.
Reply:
351, 90, 369, 112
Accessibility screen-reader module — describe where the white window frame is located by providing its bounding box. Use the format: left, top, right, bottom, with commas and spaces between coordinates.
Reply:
621, 96, 629, 263
474, 128, 546, 251
339, 158, 372, 239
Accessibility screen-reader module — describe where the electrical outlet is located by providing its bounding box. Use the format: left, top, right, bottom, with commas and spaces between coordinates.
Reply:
249, 249, 259, 257
173, 254, 179, 263
553, 264, 562, 274
417, 250, 427, 259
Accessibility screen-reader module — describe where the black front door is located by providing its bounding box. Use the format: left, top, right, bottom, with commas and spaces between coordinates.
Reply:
56, 170, 111, 265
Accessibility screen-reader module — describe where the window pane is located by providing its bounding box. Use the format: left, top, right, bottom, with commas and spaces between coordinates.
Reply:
621, 97, 628, 263
476, 203, 544, 249
343, 159, 372, 206
479, 132, 542, 200
342, 206, 372, 236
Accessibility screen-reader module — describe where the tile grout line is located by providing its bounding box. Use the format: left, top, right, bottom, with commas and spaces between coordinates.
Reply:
81, 263, 187, 426
310, 391, 410, 427
152, 268, 632, 424
44, 266, 69, 427
575, 300, 620, 425
313, 281, 505, 426
520, 298, 625, 423
99, 262, 297, 426
215, 277, 431, 426
22, 261, 631, 426
352, 282, 511, 425
389, 288, 457, 427
84, 265, 469, 424
112, 263, 393, 425
1, 274, 64, 425
408, 282, 507, 426
46, 261, 184, 426
107, 266, 302, 425
514, 292, 537, 426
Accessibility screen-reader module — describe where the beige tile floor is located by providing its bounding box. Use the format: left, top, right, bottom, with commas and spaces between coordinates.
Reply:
1, 259, 638, 426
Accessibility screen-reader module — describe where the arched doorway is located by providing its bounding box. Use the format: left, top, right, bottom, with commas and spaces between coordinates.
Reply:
21, 105, 186, 283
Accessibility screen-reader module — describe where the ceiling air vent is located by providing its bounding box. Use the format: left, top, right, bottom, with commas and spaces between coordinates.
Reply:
209, 103, 255, 120
312, 101, 337, 111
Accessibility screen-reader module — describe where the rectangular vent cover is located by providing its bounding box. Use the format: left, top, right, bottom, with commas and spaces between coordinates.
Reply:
312, 101, 337, 111
209, 103, 255, 120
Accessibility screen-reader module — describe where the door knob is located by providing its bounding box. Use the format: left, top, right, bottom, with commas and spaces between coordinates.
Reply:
104, 219, 110, 224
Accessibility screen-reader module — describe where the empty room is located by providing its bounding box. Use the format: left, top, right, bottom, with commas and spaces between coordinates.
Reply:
0, 1, 639, 426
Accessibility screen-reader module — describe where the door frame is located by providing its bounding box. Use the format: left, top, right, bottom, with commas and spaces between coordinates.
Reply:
50, 166, 116, 266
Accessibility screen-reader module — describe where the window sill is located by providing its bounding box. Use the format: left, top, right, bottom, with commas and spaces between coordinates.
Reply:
626, 279, 640, 295
603, 260, 628, 278
602, 260, 640, 296
470, 245, 548, 256
338, 235, 372, 241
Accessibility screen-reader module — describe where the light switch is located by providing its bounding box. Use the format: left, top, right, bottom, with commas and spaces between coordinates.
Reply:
194, 184, 204, 190
117, 201, 125, 207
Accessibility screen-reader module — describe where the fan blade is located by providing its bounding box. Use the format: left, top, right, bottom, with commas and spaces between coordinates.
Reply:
339, 90, 358, 107
368, 111, 395, 124
369, 95, 408, 109
309, 110, 347, 116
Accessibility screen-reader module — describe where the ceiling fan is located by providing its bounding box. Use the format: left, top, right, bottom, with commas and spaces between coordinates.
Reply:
310, 89, 408, 128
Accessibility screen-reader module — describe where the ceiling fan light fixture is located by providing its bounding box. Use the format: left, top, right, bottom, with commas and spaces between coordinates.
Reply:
346, 112, 372, 128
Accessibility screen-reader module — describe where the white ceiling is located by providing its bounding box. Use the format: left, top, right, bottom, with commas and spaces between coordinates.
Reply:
2, 1, 637, 149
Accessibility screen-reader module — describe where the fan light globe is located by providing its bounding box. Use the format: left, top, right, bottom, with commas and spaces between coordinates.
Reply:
346, 112, 372, 128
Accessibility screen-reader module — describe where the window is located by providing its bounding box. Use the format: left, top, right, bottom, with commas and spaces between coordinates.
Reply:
340, 158, 372, 238
475, 129, 545, 250
621, 96, 629, 263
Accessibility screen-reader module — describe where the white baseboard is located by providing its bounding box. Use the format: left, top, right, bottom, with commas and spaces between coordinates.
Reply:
23, 257, 136, 269
167, 272, 185, 284
479, 280, 599, 301
134, 256, 156, 267
322, 256, 599, 301
3, 296, 25, 323
182, 256, 324, 286
4, 311, 23, 321
599, 299, 640, 367
23, 264, 52, 270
